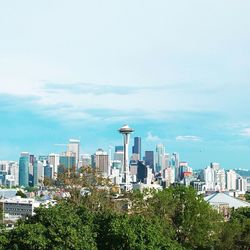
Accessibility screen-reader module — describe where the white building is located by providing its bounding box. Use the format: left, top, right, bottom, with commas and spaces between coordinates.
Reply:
48, 153, 60, 179
215, 169, 226, 191
204, 166, 216, 191
226, 170, 237, 191
163, 167, 175, 187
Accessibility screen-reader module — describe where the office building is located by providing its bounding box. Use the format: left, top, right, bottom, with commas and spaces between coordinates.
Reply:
68, 139, 80, 168
81, 154, 91, 167
59, 153, 76, 173
33, 161, 38, 186
226, 170, 237, 191
36, 161, 44, 183
19, 152, 29, 187
44, 164, 53, 179
93, 149, 109, 177
132, 137, 141, 160
115, 146, 123, 152
137, 161, 147, 183
171, 153, 180, 181
163, 167, 175, 187
144, 151, 154, 170
48, 153, 59, 179
155, 144, 165, 174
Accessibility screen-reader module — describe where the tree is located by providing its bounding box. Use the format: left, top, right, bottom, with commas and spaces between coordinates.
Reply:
6, 202, 97, 250
216, 207, 250, 249
147, 186, 223, 249
16, 190, 27, 198
94, 210, 182, 250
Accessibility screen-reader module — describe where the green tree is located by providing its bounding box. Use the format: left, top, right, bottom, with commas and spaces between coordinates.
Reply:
217, 207, 250, 249
6, 202, 97, 250
16, 190, 27, 198
94, 211, 182, 250
148, 186, 223, 249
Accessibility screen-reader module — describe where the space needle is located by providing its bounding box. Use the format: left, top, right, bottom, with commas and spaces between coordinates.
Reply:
119, 124, 134, 189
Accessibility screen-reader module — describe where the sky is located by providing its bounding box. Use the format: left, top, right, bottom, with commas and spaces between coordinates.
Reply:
0, 0, 250, 169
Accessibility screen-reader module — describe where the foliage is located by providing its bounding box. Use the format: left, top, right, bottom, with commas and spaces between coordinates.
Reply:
245, 192, 250, 201
5, 202, 97, 250
24, 186, 39, 192
94, 211, 182, 250
146, 186, 223, 249
16, 190, 27, 198
216, 207, 250, 249
1, 182, 248, 250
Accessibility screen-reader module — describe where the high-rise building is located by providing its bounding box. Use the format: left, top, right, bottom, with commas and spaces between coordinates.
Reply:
93, 149, 109, 177
215, 169, 226, 191
114, 146, 124, 168
81, 154, 91, 167
145, 151, 154, 170
44, 164, 53, 179
19, 152, 29, 187
171, 153, 180, 181
236, 175, 247, 194
33, 161, 38, 186
48, 153, 59, 179
137, 161, 147, 183
179, 162, 189, 180
9, 162, 19, 186
204, 163, 226, 192
132, 137, 141, 160
36, 161, 44, 183
163, 167, 175, 187
68, 139, 80, 168
155, 144, 165, 174
115, 146, 123, 152
59, 153, 76, 173
226, 170, 237, 191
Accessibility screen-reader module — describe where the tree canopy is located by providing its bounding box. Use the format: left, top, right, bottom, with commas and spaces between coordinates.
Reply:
0, 183, 249, 250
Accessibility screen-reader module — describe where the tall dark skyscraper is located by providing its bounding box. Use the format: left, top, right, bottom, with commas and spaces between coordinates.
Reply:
145, 151, 154, 170
132, 137, 141, 160
137, 161, 147, 183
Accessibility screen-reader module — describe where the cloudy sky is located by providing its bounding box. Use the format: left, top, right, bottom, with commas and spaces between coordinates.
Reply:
0, 0, 250, 169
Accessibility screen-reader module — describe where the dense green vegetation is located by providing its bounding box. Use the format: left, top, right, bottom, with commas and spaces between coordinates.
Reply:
0, 169, 249, 249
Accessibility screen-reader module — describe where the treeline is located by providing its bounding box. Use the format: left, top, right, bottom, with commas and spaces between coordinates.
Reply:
0, 185, 250, 249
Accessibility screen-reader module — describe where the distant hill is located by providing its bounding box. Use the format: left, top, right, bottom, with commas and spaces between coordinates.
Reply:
235, 169, 250, 178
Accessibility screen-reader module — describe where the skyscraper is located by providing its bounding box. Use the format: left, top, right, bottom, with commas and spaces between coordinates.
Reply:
132, 137, 141, 160
155, 144, 165, 174
33, 161, 38, 186
145, 151, 154, 170
93, 149, 109, 177
59, 153, 76, 173
48, 153, 60, 179
226, 169, 237, 191
19, 152, 29, 187
68, 139, 80, 168
172, 153, 180, 181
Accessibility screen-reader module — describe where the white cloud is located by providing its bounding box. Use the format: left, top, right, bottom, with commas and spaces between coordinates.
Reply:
240, 128, 250, 137
176, 135, 202, 141
146, 132, 160, 142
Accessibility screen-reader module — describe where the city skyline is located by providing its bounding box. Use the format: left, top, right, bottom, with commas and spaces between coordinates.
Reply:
0, 1, 250, 169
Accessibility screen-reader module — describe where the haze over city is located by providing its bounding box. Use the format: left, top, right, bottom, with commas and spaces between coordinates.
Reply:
1, 1, 250, 169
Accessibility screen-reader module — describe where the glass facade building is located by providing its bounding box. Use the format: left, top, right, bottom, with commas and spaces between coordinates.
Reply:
19, 153, 29, 187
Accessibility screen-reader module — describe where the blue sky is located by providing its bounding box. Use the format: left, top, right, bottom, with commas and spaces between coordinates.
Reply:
0, 0, 250, 169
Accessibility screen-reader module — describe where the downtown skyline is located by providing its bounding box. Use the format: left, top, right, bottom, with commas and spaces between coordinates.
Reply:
0, 1, 250, 169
